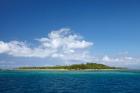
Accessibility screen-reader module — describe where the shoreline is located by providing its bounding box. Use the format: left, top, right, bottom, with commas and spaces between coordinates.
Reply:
15, 68, 124, 72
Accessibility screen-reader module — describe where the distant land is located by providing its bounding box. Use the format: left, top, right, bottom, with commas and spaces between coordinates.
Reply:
17, 63, 121, 70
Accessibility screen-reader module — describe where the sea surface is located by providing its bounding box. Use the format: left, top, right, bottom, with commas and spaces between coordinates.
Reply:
0, 70, 140, 93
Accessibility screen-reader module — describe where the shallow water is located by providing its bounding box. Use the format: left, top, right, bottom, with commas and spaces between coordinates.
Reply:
0, 70, 140, 93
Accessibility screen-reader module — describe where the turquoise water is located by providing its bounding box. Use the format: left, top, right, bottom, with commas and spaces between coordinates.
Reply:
0, 70, 140, 93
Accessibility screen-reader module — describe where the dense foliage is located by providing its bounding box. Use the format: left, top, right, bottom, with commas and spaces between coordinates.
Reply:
18, 63, 115, 70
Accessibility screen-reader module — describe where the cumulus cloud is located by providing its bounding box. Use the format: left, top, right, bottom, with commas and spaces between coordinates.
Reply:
0, 28, 93, 62
0, 28, 140, 69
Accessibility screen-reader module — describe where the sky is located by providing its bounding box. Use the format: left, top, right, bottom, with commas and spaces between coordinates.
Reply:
0, 0, 140, 69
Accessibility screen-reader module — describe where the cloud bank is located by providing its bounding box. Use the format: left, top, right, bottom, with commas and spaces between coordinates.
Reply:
0, 28, 93, 62
94, 55, 140, 69
0, 28, 139, 69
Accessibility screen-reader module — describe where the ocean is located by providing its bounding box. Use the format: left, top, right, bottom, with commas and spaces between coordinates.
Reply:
0, 70, 140, 93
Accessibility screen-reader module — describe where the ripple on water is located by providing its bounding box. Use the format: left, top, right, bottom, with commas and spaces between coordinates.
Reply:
0, 70, 140, 93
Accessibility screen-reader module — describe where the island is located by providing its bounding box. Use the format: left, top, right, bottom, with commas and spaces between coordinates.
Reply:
17, 63, 120, 71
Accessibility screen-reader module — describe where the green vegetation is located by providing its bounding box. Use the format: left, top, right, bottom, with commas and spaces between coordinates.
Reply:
18, 63, 116, 70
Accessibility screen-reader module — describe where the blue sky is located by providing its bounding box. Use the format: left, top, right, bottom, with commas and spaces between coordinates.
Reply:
0, 0, 140, 69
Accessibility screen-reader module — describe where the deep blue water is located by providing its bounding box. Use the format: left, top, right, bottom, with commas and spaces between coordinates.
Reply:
0, 70, 140, 93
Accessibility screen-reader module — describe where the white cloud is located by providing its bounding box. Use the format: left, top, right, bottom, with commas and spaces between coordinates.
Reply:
102, 55, 136, 62
0, 28, 93, 62
0, 28, 140, 69
94, 55, 140, 69
102, 55, 121, 62
102, 55, 111, 62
